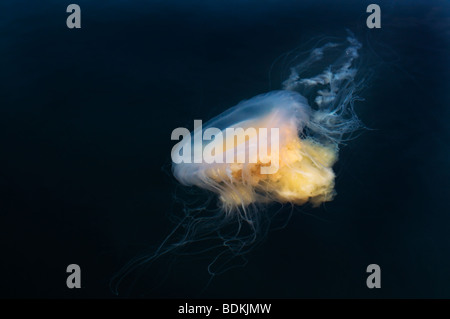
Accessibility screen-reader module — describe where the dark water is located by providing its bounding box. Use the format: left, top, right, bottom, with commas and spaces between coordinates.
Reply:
1, 0, 449, 298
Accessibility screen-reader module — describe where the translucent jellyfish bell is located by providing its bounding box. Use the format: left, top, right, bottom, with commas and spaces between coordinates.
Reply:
171, 90, 338, 212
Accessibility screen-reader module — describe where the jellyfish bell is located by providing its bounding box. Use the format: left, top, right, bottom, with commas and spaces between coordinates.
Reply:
171, 90, 338, 212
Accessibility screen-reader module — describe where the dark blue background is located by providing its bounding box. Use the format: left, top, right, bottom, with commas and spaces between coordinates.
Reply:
0, 0, 449, 298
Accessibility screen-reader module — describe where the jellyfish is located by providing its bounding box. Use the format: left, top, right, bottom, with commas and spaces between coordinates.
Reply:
111, 31, 367, 294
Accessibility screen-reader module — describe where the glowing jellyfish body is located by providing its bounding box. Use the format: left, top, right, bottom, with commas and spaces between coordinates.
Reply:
172, 90, 337, 211
112, 32, 366, 293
